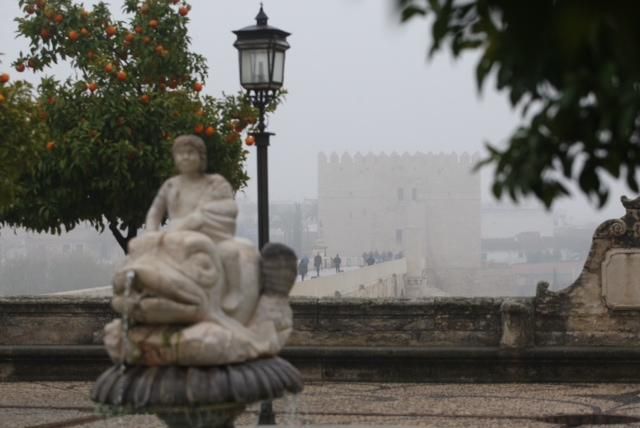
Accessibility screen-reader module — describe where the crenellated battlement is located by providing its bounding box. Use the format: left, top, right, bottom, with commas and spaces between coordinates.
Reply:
318, 150, 481, 198
318, 151, 480, 166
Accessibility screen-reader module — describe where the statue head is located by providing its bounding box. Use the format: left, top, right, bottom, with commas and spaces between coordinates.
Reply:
172, 135, 207, 173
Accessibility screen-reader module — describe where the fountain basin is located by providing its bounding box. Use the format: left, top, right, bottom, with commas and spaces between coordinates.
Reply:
91, 356, 303, 427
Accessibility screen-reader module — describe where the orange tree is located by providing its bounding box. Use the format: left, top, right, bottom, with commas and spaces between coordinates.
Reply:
0, 0, 262, 252
0, 62, 46, 208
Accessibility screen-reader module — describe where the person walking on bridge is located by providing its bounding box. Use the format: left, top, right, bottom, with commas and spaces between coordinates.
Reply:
314, 253, 322, 278
334, 253, 342, 273
298, 256, 309, 281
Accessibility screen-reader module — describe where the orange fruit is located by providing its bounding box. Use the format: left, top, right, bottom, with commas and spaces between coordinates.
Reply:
0, 94, 5, 104
245, 135, 256, 146
149, 19, 159, 30
135, 26, 143, 34
0, 73, 9, 84
193, 82, 203, 92
105, 26, 117, 37
68, 30, 79, 42
104, 63, 114, 73
225, 132, 240, 144
15, 63, 25, 72
179, 6, 189, 16
117, 71, 127, 81
80, 28, 90, 37
205, 126, 216, 137
46, 141, 56, 151
86, 82, 98, 92
54, 14, 64, 24
194, 124, 204, 135
140, 94, 150, 104
40, 28, 51, 40
125, 33, 135, 43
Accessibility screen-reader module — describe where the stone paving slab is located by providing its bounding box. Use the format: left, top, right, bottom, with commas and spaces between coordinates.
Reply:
1, 382, 640, 427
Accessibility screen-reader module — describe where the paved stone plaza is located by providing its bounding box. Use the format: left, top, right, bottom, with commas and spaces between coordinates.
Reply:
2, 381, 640, 427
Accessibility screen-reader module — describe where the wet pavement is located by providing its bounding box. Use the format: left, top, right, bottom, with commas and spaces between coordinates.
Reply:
2, 381, 640, 427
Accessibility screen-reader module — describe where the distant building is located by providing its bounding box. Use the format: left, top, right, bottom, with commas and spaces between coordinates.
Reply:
480, 227, 592, 294
482, 200, 557, 239
317, 151, 481, 293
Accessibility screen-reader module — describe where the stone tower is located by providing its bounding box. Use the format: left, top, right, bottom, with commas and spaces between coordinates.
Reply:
317, 151, 481, 293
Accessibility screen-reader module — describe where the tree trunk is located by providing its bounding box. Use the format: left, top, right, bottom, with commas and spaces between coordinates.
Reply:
109, 222, 138, 254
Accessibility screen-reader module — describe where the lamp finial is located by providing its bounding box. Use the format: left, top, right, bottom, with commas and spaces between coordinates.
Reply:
256, 3, 268, 26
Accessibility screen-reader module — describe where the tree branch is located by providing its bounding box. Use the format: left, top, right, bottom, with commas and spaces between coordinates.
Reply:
108, 221, 128, 254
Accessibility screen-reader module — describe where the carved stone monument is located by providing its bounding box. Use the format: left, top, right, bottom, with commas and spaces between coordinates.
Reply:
91, 135, 302, 427
536, 195, 640, 346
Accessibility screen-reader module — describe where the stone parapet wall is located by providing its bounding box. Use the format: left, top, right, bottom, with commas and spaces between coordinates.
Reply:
0, 296, 504, 347
1, 293, 637, 348
288, 297, 503, 347
0, 296, 113, 346
2, 294, 640, 382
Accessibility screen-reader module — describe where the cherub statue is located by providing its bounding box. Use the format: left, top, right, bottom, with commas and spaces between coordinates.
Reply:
105, 135, 296, 366
145, 135, 238, 242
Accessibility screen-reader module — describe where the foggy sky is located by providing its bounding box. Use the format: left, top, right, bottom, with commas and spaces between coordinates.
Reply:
0, 0, 634, 225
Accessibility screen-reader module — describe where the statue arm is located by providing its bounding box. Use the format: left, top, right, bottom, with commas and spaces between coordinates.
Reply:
167, 175, 236, 236
168, 210, 205, 232
208, 174, 234, 199
145, 181, 169, 231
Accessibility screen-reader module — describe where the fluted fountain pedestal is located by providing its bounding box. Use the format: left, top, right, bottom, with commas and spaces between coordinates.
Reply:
91, 356, 303, 427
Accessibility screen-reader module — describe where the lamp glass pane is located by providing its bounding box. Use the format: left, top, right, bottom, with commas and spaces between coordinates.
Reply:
241, 49, 270, 85
272, 51, 285, 84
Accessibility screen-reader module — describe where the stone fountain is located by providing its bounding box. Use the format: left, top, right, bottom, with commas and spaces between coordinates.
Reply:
90, 135, 303, 427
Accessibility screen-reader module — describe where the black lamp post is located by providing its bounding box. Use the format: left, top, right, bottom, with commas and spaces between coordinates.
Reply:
233, 5, 290, 425
233, 4, 290, 252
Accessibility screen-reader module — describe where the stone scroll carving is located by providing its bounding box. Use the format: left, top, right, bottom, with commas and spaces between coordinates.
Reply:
535, 195, 640, 346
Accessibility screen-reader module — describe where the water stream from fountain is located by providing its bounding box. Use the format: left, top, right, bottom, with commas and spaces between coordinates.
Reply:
281, 393, 306, 427
117, 271, 135, 406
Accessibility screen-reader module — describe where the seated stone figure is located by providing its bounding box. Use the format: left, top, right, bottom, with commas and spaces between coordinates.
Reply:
145, 134, 238, 244
105, 135, 296, 366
